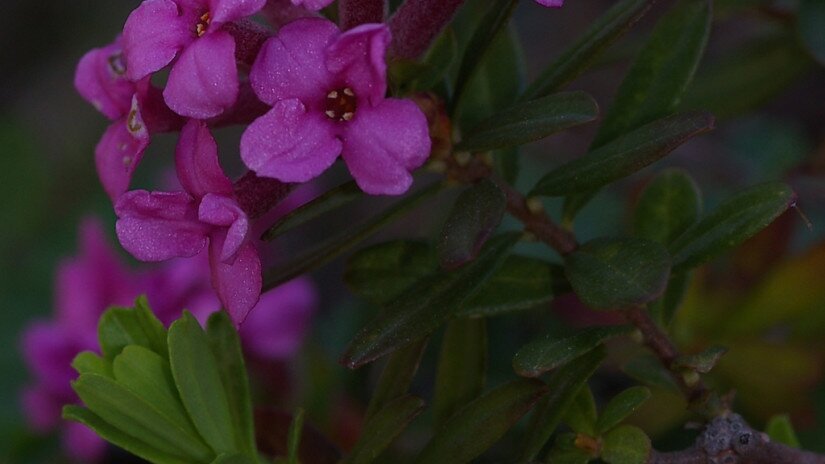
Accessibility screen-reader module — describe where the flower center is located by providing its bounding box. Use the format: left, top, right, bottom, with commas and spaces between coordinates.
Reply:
196, 12, 212, 37
324, 87, 357, 122
107, 52, 127, 76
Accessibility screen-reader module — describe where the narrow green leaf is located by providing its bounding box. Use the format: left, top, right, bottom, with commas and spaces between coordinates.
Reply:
210, 454, 256, 464
346, 395, 426, 464
592, 0, 711, 148
799, 0, 825, 65
634, 169, 702, 245
72, 374, 213, 461
98, 296, 168, 360
364, 339, 428, 421
263, 182, 441, 291
262, 181, 361, 241
457, 92, 599, 152
562, 190, 600, 225
521, 0, 656, 100
673, 345, 727, 374
601, 425, 651, 464
414, 379, 548, 464
520, 347, 606, 463
168, 313, 235, 454
438, 180, 506, 269
669, 182, 796, 272
764, 414, 800, 448
344, 240, 437, 305
531, 112, 715, 197
514, 326, 632, 378
434, 319, 487, 426
63, 405, 192, 464
457, 256, 566, 318
206, 311, 257, 457
596, 386, 651, 433
622, 354, 680, 392
342, 233, 519, 368
565, 237, 671, 310
287, 408, 305, 464
72, 351, 113, 377
563, 386, 598, 435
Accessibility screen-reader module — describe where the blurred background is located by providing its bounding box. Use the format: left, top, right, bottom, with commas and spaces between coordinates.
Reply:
2, 0, 825, 461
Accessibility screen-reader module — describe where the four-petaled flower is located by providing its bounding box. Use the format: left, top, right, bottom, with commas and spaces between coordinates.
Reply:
240, 18, 431, 195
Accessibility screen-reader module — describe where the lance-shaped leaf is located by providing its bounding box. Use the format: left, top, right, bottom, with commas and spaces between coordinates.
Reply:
592, 0, 712, 148
799, 0, 825, 66
262, 181, 362, 241
520, 347, 606, 462
434, 319, 487, 426
565, 238, 671, 310
765, 415, 800, 448
345, 241, 437, 305
286, 408, 304, 464
457, 92, 599, 152
63, 405, 193, 464
345, 395, 426, 464
206, 312, 256, 457
601, 425, 651, 464
438, 180, 506, 269
457, 256, 567, 318
414, 379, 548, 464
596, 386, 651, 434
364, 339, 428, 421
622, 354, 680, 392
521, 0, 657, 100
98, 295, 167, 360
648, 272, 691, 327
168, 312, 235, 454
264, 183, 441, 291
342, 233, 520, 368
563, 386, 598, 435
673, 345, 727, 374
634, 169, 702, 245
669, 182, 796, 272
514, 326, 632, 378
531, 112, 714, 197
211, 454, 256, 464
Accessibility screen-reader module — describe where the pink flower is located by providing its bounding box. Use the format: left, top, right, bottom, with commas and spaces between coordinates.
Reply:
116, 119, 262, 322
74, 36, 134, 120
122, 0, 266, 118
291, 0, 334, 10
535, 0, 564, 7
240, 18, 431, 195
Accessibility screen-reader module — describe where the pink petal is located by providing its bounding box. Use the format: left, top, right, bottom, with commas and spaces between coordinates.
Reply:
20, 323, 81, 398
115, 190, 210, 261
21, 385, 63, 432
326, 23, 390, 106
164, 31, 239, 119
94, 117, 150, 202
209, 0, 266, 24
290, 0, 334, 10
74, 40, 134, 120
123, 0, 192, 80
63, 422, 108, 464
240, 98, 342, 182
239, 277, 317, 359
249, 18, 338, 106
175, 120, 233, 199
209, 238, 262, 324
342, 99, 431, 195
198, 193, 249, 262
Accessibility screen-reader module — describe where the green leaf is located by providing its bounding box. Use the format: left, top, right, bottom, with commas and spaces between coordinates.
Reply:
622, 354, 680, 392
434, 319, 487, 426
414, 379, 548, 464
457, 91, 599, 152
457, 256, 566, 318
563, 386, 598, 435
287, 408, 304, 464
521, 0, 656, 100
764, 414, 800, 448
634, 169, 702, 245
544, 433, 592, 464
342, 233, 519, 368
206, 311, 256, 457
346, 395, 426, 464
168, 313, 235, 454
799, 0, 825, 66
262, 181, 362, 241
520, 347, 606, 463
98, 296, 167, 360
210, 454, 256, 464
596, 387, 651, 433
531, 112, 714, 197
72, 373, 213, 461
263, 182, 441, 291
438, 180, 506, 269
673, 345, 727, 374
345, 240, 437, 305
63, 405, 192, 464
364, 339, 428, 422
564, 237, 671, 310
72, 351, 113, 377
648, 272, 691, 326
592, 0, 711, 148
514, 326, 632, 378
669, 182, 796, 272
601, 425, 651, 464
